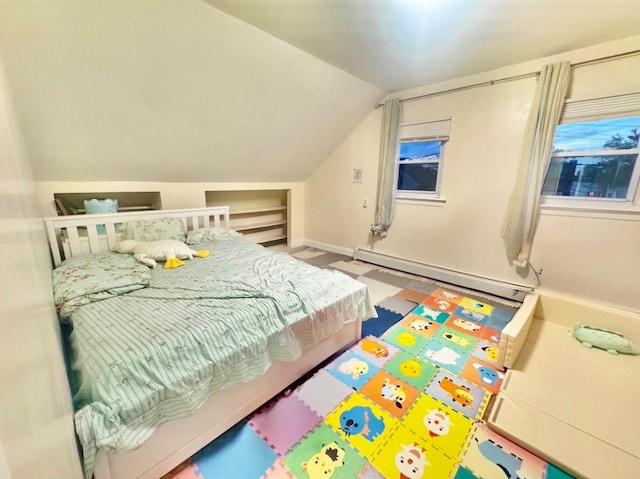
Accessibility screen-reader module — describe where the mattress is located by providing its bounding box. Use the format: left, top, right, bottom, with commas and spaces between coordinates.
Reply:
54, 237, 375, 477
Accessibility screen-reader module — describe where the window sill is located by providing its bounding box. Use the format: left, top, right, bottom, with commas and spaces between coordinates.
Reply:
396, 194, 447, 206
540, 203, 640, 221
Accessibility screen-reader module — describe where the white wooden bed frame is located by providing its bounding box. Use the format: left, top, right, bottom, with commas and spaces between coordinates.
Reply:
44, 207, 363, 479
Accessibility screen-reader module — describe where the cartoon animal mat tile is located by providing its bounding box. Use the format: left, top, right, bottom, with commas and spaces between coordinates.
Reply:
444, 316, 485, 338
461, 423, 547, 479
459, 297, 494, 316
399, 313, 441, 339
424, 370, 491, 420
383, 325, 431, 355
430, 288, 464, 306
411, 304, 450, 324
324, 393, 396, 459
370, 423, 458, 479
455, 306, 489, 324
460, 359, 505, 395
353, 336, 399, 367
282, 423, 367, 479
471, 340, 500, 367
434, 327, 478, 354
423, 295, 459, 314
326, 350, 379, 390
402, 393, 475, 459
480, 326, 501, 345
359, 370, 421, 419
421, 340, 468, 375
384, 350, 438, 390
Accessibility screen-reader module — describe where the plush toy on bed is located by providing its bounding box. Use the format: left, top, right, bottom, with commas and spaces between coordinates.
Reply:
572, 324, 640, 355
112, 239, 209, 269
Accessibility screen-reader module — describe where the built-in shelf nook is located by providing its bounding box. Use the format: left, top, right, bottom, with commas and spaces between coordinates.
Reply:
53, 191, 162, 215
205, 189, 289, 246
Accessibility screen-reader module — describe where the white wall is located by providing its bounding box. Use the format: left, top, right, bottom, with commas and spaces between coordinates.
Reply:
0, 59, 82, 478
305, 35, 640, 313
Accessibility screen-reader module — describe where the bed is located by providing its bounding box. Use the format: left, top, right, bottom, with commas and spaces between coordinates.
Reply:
44, 206, 376, 479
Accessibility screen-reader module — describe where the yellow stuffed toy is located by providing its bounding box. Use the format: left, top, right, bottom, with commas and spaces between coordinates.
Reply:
112, 239, 209, 269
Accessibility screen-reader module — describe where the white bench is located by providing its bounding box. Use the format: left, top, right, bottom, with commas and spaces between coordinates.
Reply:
488, 289, 640, 479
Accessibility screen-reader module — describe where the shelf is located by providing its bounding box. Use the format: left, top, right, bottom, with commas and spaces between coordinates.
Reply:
54, 191, 161, 216
205, 189, 288, 246
247, 232, 287, 244
230, 205, 287, 215
234, 220, 287, 232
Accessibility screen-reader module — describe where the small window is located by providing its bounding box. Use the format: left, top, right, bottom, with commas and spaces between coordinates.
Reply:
396, 119, 450, 200
398, 141, 442, 193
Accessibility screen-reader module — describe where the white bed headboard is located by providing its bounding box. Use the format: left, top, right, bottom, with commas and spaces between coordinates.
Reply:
44, 206, 231, 267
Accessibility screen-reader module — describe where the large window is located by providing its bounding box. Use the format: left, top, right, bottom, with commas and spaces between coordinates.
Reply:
542, 117, 639, 199
396, 119, 451, 200
541, 93, 640, 212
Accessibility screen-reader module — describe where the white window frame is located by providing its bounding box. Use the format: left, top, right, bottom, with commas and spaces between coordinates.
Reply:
540, 92, 640, 218
395, 118, 451, 204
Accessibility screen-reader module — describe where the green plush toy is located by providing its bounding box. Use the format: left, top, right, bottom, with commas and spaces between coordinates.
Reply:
572, 324, 640, 355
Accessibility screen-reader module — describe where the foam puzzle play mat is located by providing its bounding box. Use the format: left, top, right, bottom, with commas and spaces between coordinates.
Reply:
165, 287, 574, 479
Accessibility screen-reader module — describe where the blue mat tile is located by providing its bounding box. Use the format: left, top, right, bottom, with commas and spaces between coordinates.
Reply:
362, 306, 403, 337
193, 422, 277, 479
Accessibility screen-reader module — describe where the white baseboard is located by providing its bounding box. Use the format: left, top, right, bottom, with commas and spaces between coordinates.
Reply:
302, 239, 355, 257
353, 247, 532, 302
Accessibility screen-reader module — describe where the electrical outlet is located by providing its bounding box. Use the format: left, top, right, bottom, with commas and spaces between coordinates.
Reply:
353, 168, 363, 183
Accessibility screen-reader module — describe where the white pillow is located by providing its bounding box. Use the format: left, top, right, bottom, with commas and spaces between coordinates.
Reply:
186, 227, 242, 245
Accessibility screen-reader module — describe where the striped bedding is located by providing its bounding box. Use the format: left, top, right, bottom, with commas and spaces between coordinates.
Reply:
61, 237, 375, 479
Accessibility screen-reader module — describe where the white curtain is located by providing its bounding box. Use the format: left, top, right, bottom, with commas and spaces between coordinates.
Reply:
371, 98, 402, 237
501, 62, 571, 268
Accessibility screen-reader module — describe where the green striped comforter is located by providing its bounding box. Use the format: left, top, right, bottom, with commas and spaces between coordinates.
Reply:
66, 238, 375, 478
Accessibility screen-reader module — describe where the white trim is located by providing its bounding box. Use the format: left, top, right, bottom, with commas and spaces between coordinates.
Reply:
396, 193, 447, 206
303, 239, 355, 257
352, 248, 532, 302
540, 204, 640, 221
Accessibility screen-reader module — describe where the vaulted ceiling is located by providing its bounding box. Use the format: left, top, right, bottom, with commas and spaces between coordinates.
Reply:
205, 0, 640, 92
0, 0, 639, 182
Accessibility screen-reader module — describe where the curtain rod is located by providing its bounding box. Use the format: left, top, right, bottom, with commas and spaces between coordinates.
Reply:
376, 48, 640, 108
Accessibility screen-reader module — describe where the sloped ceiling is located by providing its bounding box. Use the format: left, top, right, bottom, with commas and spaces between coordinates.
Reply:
205, 0, 640, 92
2, 1, 640, 183
0, 0, 383, 182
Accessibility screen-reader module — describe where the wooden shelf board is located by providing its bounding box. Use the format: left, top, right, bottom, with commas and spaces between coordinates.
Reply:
246, 233, 287, 244
230, 205, 286, 215
234, 220, 287, 231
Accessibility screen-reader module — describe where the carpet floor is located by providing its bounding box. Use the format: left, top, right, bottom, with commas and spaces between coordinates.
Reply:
162, 249, 574, 479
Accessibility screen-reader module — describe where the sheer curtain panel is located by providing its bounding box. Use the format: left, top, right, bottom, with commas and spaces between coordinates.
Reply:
371, 98, 402, 237
501, 62, 571, 268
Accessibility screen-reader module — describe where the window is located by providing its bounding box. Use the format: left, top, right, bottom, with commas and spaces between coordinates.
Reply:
396, 119, 451, 201
541, 93, 640, 213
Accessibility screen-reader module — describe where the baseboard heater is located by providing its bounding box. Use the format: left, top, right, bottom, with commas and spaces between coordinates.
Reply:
353, 248, 539, 370
353, 248, 532, 303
